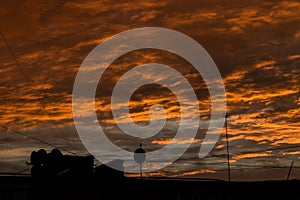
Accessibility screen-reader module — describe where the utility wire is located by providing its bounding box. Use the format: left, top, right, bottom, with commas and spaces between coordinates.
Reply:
207, 144, 300, 159
0, 33, 298, 177
1, 125, 77, 155
0, 31, 75, 152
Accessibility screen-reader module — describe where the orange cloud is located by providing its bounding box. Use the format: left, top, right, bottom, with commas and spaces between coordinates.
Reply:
288, 54, 300, 60
255, 60, 275, 69
282, 151, 300, 156
226, 89, 298, 104
152, 138, 201, 145
165, 11, 218, 27
1, 0, 300, 180
176, 169, 216, 177
227, 1, 300, 32
233, 152, 271, 160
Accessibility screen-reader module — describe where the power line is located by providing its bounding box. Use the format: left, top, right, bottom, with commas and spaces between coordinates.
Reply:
0, 31, 75, 152
0, 165, 30, 176
204, 162, 300, 169
0, 172, 30, 176
1, 125, 77, 155
0, 32, 28, 83
207, 144, 300, 159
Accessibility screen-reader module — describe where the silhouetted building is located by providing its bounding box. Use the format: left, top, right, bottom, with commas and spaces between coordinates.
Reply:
94, 159, 124, 180
29, 149, 124, 181
30, 149, 94, 179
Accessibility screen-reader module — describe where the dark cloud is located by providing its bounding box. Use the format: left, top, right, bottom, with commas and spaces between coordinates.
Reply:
0, 0, 299, 180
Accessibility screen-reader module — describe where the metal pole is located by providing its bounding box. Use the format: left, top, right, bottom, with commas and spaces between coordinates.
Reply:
287, 160, 294, 180
225, 114, 231, 182
140, 164, 142, 179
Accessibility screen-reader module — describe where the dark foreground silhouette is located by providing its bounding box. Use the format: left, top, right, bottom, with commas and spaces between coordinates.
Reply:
0, 176, 300, 200
29, 149, 124, 180
0, 149, 299, 200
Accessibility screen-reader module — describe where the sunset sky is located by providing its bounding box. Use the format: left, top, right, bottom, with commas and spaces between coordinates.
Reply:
0, 0, 299, 181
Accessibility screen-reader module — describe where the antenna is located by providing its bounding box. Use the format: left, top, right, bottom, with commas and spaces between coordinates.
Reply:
225, 114, 231, 182
287, 160, 294, 180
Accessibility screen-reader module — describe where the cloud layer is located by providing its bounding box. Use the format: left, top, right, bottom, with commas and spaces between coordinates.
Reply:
0, 0, 299, 180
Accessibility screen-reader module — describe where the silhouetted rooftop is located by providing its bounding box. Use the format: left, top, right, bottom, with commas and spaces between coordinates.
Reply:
0, 175, 299, 200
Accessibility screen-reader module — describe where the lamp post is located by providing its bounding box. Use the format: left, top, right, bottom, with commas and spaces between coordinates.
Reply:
134, 143, 146, 179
